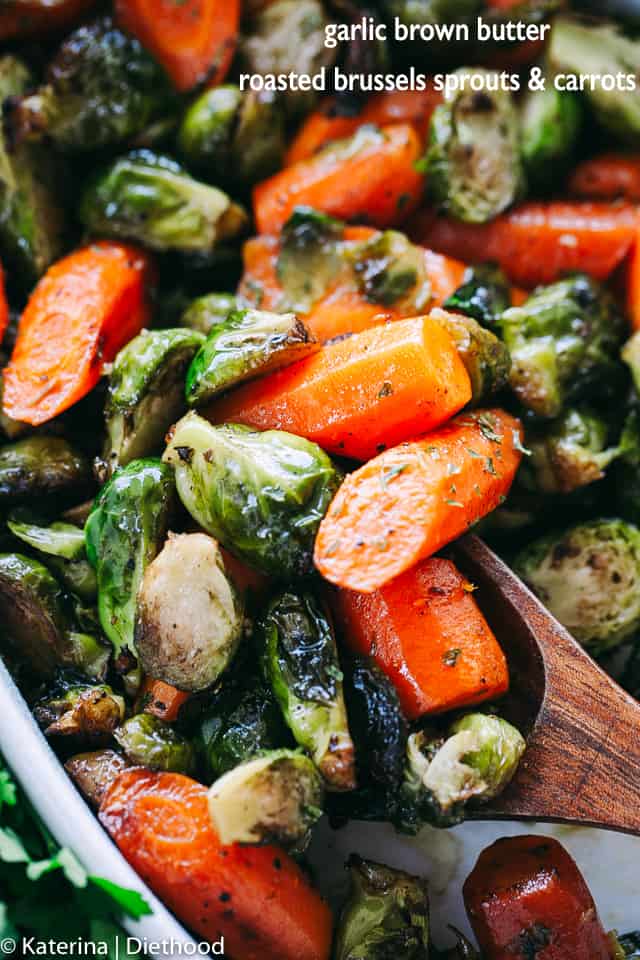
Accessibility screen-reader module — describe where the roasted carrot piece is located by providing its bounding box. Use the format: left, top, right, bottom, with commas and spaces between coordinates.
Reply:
138, 678, 190, 723
254, 124, 426, 235
409, 202, 638, 288
314, 408, 523, 592
0, 264, 9, 348
115, 0, 239, 92
219, 546, 272, 602
569, 153, 640, 202
0, 0, 94, 40
331, 557, 508, 720
626, 225, 640, 331
464, 836, 614, 960
206, 315, 472, 461
3, 242, 153, 426
100, 769, 333, 960
285, 88, 442, 166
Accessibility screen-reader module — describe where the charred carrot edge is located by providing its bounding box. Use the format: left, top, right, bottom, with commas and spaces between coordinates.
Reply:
138, 679, 190, 723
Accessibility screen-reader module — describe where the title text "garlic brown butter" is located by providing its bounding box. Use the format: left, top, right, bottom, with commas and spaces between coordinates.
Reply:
323, 15, 551, 48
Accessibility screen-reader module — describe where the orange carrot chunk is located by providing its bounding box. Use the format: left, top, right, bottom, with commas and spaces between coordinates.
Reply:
464, 836, 614, 960
0, 0, 95, 41
115, 0, 239, 92
254, 124, 426, 235
409, 202, 638, 288
331, 556, 508, 721
569, 153, 640, 202
626, 224, 640, 331
314, 408, 523, 592
3, 242, 153, 426
99, 769, 333, 960
206, 315, 472, 462
138, 679, 191, 723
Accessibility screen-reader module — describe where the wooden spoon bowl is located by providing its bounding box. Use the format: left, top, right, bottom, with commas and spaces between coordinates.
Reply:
449, 535, 640, 835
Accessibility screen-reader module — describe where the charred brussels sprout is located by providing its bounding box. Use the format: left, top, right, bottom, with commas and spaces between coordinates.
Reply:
185, 309, 317, 407
348, 230, 432, 312
334, 855, 430, 960
104, 328, 205, 473
65, 749, 131, 809
443, 263, 511, 330
178, 85, 285, 187
396, 713, 525, 831
114, 714, 195, 774
5, 18, 178, 152
80, 151, 248, 255
0, 436, 90, 505
514, 520, 640, 652
430, 307, 511, 405
180, 293, 239, 336
135, 533, 243, 693
7, 512, 97, 599
276, 207, 345, 314
549, 17, 640, 143
34, 685, 125, 740
196, 674, 290, 783
426, 69, 524, 223
84, 459, 174, 674
500, 274, 624, 419
164, 414, 341, 577
207, 749, 323, 849
0, 553, 108, 679
520, 85, 583, 191
261, 589, 355, 791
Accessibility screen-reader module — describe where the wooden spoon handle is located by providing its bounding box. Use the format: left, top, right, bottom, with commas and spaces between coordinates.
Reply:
452, 535, 640, 835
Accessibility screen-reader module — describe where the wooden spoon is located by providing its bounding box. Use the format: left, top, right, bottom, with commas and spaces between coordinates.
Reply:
448, 534, 640, 835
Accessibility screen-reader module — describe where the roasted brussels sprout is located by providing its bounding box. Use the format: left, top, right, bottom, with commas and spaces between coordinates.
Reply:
114, 713, 195, 774
239, 0, 337, 117
396, 713, 525, 831
426, 68, 524, 223
430, 307, 511, 405
5, 18, 178, 152
261, 589, 355, 791
500, 275, 625, 419
178, 85, 285, 187
185, 309, 317, 407
103, 328, 205, 473
207, 748, 323, 849
514, 519, 640, 652
520, 85, 583, 191
0, 436, 90, 505
164, 414, 341, 578
7, 512, 97, 599
196, 673, 290, 783
135, 532, 243, 693
348, 230, 432, 312
0, 55, 67, 287
65, 749, 132, 810
622, 331, 640, 394
443, 263, 511, 330
549, 17, 640, 143
276, 207, 345, 313
333, 855, 430, 960
0, 553, 108, 679
34, 684, 125, 740
180, 293, 239, 336
80, 151, 248, 255
84, 459, 174, 674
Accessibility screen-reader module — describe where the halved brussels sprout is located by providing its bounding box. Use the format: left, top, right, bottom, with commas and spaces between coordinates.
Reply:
5, 17, 178, 152
180, 293, 239, 336
207, 749, 323, 849
65, 749, 131, 809
430, 307, 511, 405
113, 713, 195, 774
426, 68, 524, 223
396, 713, 525, 831
520, 85, 583, 191
443, 263, 510, 330
103, 328, 205, 473
84, 459, 174, 675
185, 308, 317, 407
135, 532, 243, 692
80, 151, 248, 255
163, 414, 341, 577
34, 684, 125, 740
500, 274, 625, 419
178, 85, 285, 187
334, 855, 430, 960
514, 519, 640, 652
276, 207, 345, 314
348, 230, 432, 312
0, 436, 90, 505
261, 589, 356, 791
